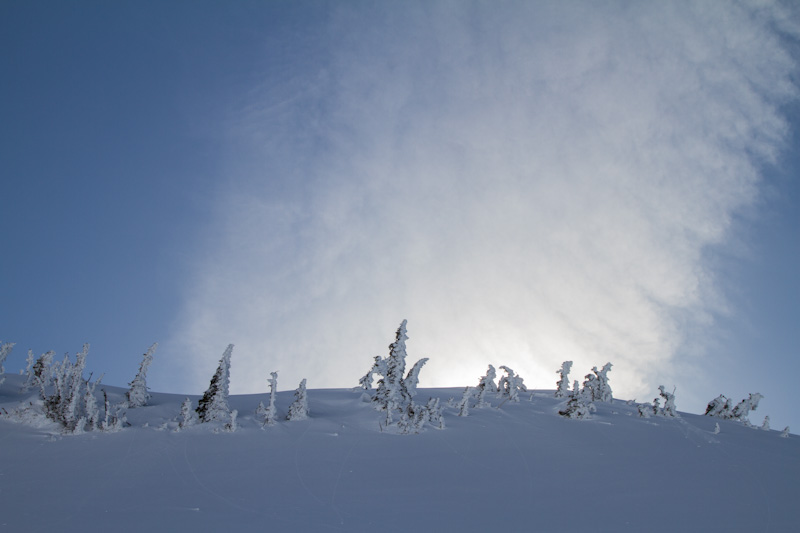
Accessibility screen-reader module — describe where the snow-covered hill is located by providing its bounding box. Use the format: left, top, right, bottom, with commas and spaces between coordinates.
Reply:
0, 373, 796, 532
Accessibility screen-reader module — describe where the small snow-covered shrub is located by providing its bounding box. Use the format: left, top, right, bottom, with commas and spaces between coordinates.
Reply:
761, 416, 770, 431
781, 426, 790, 438
40, 344, 103, 433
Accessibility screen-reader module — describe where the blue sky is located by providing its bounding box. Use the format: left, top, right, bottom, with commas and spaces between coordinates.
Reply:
2, 1, 799, 431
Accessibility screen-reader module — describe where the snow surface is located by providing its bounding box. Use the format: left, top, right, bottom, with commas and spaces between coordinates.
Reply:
1, 374, 797, 532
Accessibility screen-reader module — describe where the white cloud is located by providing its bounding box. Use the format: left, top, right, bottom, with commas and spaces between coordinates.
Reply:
157, 1, 798, 399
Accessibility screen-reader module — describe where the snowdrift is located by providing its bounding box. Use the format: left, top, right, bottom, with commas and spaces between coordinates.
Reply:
1, 374, 797, 532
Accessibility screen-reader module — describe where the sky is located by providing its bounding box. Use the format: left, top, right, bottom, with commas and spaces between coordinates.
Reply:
1, 1, 799, 430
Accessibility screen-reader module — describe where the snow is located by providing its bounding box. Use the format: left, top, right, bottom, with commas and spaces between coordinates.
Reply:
0, 373, 797, 532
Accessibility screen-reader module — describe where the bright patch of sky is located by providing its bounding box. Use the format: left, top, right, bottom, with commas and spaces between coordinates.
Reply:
2, 1, 798, 430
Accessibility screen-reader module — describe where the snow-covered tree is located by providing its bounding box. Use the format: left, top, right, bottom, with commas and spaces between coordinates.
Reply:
555, 361, 572, 398
704, 395, 733, 419
404, 358, 429, 398
0, 341, 14, 385
286, 378, 309, 421
256, 371, 279, 427
373, 320, 412, 413
83, 375, 103, 431
196, 344, 233, 423
705, 393, 763, 425
498, 366, 527, 403
637, 402, 654, 418
781, 426, 790, 438
732, 393, 763, 424
475, 365, 497, 408
224, 410, 238, 433
127, 342, 157, 408
20, 350, 35, 391
559, 381, 595, 419
178, 397, 196, 430
457, 387, 472, 417
580, 363, 613, 403
425, 397, 445, 429
360, 320, 441, 432
28, 350, 55, 394
658, 386, 677, 417
761, 416, 770, 431
713, 423, 721, 435
358, 356, 385, 391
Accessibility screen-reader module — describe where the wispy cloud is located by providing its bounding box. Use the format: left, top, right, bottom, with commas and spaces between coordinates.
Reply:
156, 1, 798, 399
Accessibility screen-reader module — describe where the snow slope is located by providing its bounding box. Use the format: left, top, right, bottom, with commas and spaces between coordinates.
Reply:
0, 374, 797, 532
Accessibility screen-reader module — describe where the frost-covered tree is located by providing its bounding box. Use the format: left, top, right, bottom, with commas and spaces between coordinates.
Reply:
559, 381, 595, 419
595, 363, 613, 402
732, 393, 763, 424
224, 410, 238, 433
256, 371, 279, 427
361, 320, 440, 432
582, 363, 613, 403
178, 397, 196, 429
196, 344, 233, 423
98, 388, 127, 432
555, 361, 572, 398
704, 395, 733, 419
498, 366, 527, 403
287, 378, 309, 421
705, 392, 763, 425
28, 350, 55, 394
358, 356, 385, 391
20, 350, 35, 391
404, 358, 429, 398
0, 341, 14, 385
457, 387, 472, 417
373, 320, 412, 413
83, 375, 103, 431
637, 402, 654, 418
475, 365, 497, 408
658, 386, 677, 417
127, 342, 157, 408
425, 397, 445, 429
761, 416, 770, 431
781, 426, 790, 438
